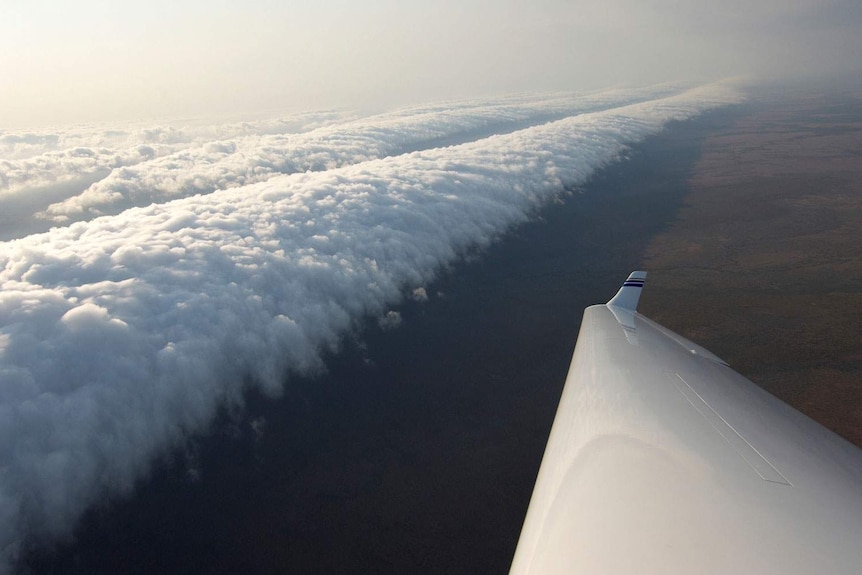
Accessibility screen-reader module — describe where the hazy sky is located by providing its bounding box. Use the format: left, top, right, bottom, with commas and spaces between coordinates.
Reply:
2, 0, 861, 127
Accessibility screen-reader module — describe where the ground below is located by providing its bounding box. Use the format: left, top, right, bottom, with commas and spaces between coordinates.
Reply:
640, 82, 862, 447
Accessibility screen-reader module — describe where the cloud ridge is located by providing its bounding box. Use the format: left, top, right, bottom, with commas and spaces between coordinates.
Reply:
2, 87, 684, 240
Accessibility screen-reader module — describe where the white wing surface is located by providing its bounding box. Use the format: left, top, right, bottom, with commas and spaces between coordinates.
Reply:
510, 272, 862, 574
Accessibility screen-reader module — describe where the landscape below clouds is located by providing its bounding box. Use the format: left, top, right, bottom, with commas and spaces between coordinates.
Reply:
0, 83, 742, 570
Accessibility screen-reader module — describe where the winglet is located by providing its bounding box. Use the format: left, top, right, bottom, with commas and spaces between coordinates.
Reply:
607, 271, 647, 312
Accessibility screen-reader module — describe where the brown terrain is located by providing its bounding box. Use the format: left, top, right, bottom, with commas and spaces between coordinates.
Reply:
639, 84, 862, 447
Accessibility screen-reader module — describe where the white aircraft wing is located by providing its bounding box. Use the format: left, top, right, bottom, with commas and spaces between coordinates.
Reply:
510, 271, 862, 574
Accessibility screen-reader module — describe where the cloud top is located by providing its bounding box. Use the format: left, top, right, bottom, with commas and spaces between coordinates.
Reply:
2, 87, 685, 241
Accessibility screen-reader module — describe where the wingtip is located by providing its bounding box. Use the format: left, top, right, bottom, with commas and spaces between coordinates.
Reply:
607, 271, 647, 312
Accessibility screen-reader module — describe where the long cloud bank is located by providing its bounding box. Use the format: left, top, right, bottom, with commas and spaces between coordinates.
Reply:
0, 110, 357, 241
0, 109, 355, 194
0, 110, 354, 160
0, 83, 742, 571
1, 87, 683, 240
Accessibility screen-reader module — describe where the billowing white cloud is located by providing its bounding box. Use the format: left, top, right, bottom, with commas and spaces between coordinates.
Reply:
0, 82, 742, 571
378, 311, 404, 331
0, 110, 353, 160
412, 287, 429, 302
2, 86, 684, 240
0, 111, 356, 240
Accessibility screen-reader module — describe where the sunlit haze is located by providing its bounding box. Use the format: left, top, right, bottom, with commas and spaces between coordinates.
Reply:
3, 0, 861, 126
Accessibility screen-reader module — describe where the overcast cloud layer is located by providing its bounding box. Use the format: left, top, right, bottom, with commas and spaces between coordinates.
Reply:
0, 84, 742, 570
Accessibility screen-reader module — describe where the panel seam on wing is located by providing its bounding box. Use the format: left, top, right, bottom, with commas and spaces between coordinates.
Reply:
672, 373, 792, 486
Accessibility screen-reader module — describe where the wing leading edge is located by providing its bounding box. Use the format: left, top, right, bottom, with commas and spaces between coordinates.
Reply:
510, 272, 862, 574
